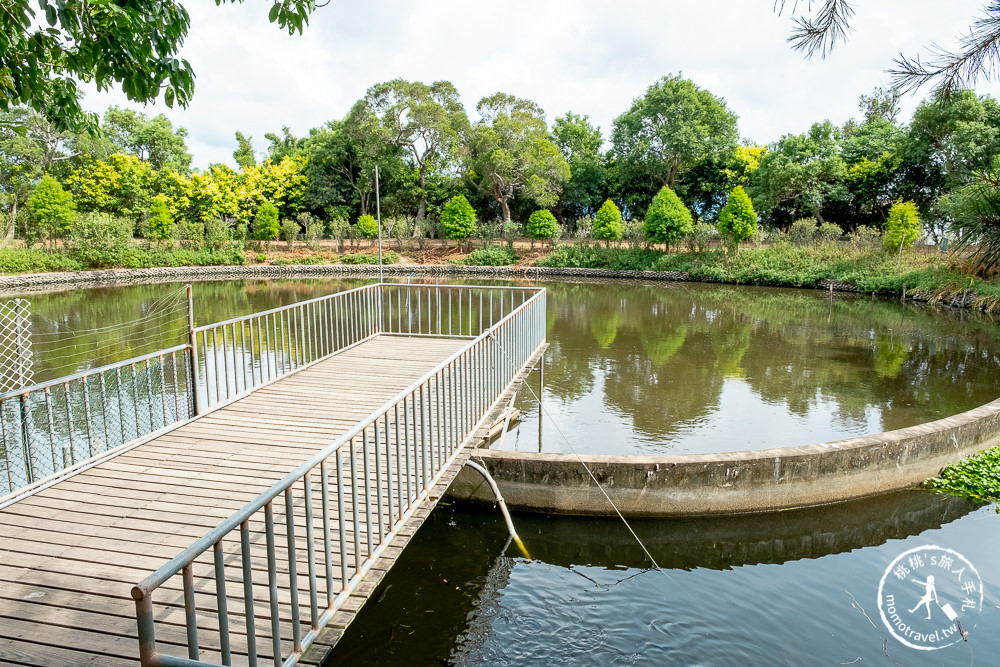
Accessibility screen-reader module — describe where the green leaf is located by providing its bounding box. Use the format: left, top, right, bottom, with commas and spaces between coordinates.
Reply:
268, 3, 280, 23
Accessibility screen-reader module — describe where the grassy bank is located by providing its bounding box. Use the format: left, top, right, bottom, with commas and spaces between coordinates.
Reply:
3, 239, 1000, 310
536, 241, 1000, 309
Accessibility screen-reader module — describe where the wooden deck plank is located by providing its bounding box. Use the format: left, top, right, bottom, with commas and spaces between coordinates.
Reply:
0, 330, 540, 666
0, 334, 475, 666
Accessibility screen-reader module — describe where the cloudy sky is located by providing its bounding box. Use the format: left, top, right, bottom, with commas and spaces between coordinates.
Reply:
82, 0, 1000, 169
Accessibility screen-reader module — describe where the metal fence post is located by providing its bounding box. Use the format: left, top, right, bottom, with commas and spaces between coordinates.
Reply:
187, 285, 201, 415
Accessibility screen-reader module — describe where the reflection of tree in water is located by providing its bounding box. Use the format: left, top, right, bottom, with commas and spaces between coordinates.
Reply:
640, 323, 687, 367
539, 279, 1000, 444
874, 333, 909, 378
711, 317, 751, 377
15, 278, 370, 382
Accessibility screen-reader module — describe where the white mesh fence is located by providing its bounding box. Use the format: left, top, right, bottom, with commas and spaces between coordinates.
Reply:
0, 300, 32, 394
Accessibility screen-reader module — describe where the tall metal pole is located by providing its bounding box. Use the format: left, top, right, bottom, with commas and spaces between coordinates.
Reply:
375, 164, 384, 285
186, 285, 201, 415
538, 352, 544, 453
375, 165, 385, 331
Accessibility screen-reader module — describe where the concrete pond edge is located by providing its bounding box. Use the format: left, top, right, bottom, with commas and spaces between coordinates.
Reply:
447, 399, 1000, 516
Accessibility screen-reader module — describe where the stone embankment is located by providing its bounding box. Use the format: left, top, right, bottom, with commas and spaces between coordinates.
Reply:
0, 263, 979, 308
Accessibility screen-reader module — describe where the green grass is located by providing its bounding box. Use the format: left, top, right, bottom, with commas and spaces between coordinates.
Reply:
0, 248, 84, 274
463, 246, 519, 266
533, 241, 1000, 307
923, 446, 1000, 504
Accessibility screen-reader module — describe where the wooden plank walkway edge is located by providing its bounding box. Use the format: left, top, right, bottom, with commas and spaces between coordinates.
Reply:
299, 344, 546, 666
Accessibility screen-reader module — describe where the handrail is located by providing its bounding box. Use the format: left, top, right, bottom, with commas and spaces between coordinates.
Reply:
190, 283, 377, 333
0, 282, 541, 500
132, 289, 545, 599
0, 343, 190, 401
131, 284, 547, 667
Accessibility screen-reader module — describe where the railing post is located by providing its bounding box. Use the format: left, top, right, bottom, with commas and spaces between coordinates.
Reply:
133, 590, 158, 666
186, 285, 201, 415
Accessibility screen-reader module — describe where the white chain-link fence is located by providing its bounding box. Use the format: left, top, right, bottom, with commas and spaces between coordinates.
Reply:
0, 299, 33, 394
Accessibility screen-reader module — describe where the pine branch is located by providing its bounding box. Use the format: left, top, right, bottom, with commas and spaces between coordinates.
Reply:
779, 0, 856, 59
890, 1, 1000, 95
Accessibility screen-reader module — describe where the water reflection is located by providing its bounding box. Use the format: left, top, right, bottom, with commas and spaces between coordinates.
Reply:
327, 496, 998, 666
11, 276, 1000, 456
509, 280, 1000, 454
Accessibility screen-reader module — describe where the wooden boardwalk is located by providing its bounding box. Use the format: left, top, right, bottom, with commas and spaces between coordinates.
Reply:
0, 335, 484, 666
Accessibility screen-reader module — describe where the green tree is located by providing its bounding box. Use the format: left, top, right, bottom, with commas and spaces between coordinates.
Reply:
101, 106, 192, 172
356, 213, 378, 239
884, 200, 921, 250
749, 121, 846, 226
551, 112, 608, 221
593, 199, 623, 242
898, 90, 1000, 219
611, 74, 738, 190
305, 115, 405, 219
440, 195, 477, 243
1, 0, 319, 133
839, 115, 903, 227
147, 193, 174, 244
66, 153, 155, 222
1, 108, 71, 238
644, 186, 692, 249
233, 132, 256, 170
27, 174, 76, 248
717, 186, 757, 249
265, 127, 306, 162
236, 156, 308, 223
360, 79, 469, 220
527, 209, 557, 241
252, 201, 280, 250
466, 93, 570, 223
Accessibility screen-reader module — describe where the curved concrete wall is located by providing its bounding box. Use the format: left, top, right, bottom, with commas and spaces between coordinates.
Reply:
447, 398, 1000, 516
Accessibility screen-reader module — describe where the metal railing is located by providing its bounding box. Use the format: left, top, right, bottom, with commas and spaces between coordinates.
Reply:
193, 284, 380, 410
0, 345, 194, 497
0, 282, 539, 501
131, 285, 546, 667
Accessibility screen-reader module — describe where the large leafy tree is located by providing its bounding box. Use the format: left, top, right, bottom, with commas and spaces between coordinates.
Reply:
611, 74, 738, 193
749, 121, 847, 226
303, 116, 404, 219
466, 93, 570, 223
839, 116, 903, 226
360, 80, 469, 220
551, 112, 608, 221
898, 90, 1000, 210
66, 153, 155, 221
0, 107, 76, 237
102, 106, 192, 172
1, 0, 319, 133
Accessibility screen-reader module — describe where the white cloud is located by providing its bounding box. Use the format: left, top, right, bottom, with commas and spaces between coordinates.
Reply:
82, 0, 1000, 168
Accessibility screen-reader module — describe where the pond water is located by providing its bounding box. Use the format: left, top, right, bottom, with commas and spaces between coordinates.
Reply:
11, 277, 1000, 455
6, 276, 999, 665
328, 497, 999, 666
